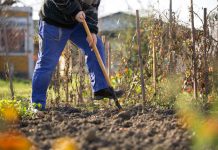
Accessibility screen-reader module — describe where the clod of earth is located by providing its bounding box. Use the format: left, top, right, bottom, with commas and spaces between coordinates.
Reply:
84, 128, 98, 142
117, 111, 131, 120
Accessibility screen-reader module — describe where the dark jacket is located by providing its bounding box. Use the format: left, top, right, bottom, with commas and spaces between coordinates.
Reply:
39, 0, 100, 34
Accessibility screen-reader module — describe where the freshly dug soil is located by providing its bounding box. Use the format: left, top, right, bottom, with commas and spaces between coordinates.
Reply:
19, 104, 192, 150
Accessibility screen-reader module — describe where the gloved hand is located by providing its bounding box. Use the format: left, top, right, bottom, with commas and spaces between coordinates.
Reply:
75, 11, 86, 23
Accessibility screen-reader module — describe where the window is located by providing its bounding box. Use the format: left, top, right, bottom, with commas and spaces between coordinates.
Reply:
0, 19, 27, 53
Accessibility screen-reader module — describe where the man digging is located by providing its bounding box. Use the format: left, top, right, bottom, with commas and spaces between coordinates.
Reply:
32, 0, 124, 112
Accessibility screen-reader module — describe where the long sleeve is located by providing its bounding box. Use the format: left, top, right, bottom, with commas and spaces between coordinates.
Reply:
52, 0, 82, 16
84, 0, 100, 34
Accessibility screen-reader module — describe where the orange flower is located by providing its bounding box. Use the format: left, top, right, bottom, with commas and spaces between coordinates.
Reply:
124, 68, 128, 73
52, 137, 79, 150
0, 132, 32, 150
200, 119, 218, 138
186, 87, 193, 93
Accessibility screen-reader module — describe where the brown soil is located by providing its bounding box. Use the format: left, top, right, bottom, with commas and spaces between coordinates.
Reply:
20, 104, 192, 150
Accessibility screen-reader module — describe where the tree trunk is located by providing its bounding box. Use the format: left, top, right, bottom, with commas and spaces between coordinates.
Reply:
190, 0, 198, 99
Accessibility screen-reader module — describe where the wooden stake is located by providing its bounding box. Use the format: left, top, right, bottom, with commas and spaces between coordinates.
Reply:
168, 0, 173, 73
169, 0, 173, 41
136, 10, 146, 104
3, 27, 14, 100
56, 63, 60, 104
101, 35, 106, 45
190, 0, 198, 99
203, 8, 209, 96
78, 49, 84, 104
107, 42, 111, 79
82, 20, 111, 87
82, 19, 123, 110
65, 43, 71, 104
153, 42, 157, 93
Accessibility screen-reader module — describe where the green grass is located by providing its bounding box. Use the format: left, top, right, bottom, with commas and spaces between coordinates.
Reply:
0, 79, 31, 100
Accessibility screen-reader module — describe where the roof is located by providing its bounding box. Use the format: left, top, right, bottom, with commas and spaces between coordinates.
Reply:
0, 6, 32, 17
0, 6, 32, 12
99, 11, 135, 19
98, 11, 136, 32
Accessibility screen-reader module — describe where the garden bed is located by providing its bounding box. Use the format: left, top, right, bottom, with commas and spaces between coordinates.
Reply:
20, 104, 192, 150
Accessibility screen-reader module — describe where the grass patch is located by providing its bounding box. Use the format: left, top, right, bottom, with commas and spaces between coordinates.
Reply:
0, 79, 31, 100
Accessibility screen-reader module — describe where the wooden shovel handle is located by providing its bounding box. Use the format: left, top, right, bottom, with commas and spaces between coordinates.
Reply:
82, 20, 112, 87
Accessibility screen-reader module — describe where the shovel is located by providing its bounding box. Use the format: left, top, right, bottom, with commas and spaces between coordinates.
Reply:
82, 19, 123, 110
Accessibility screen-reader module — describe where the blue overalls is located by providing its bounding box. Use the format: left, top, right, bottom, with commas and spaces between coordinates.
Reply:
32, 21, 108, 110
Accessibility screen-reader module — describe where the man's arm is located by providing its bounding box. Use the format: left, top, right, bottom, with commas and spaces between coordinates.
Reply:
85, 0, 100, 34
52, 0, 82, 17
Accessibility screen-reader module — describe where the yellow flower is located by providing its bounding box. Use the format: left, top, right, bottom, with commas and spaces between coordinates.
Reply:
52, 137, 80, 150
2, 107, 18, 122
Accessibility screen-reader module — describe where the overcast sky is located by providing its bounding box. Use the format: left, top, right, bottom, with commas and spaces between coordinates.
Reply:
20, 0, 217, 27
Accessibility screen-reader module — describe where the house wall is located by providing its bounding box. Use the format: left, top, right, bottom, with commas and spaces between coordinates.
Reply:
0, 7, 34, 79
0, 55, 28, 75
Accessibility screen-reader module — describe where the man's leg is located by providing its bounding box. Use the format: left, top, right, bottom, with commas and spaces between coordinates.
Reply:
32, 21, 71, 109
69, 24, 108, 92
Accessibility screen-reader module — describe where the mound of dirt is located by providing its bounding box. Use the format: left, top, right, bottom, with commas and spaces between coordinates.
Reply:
20, 105, 192, 150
